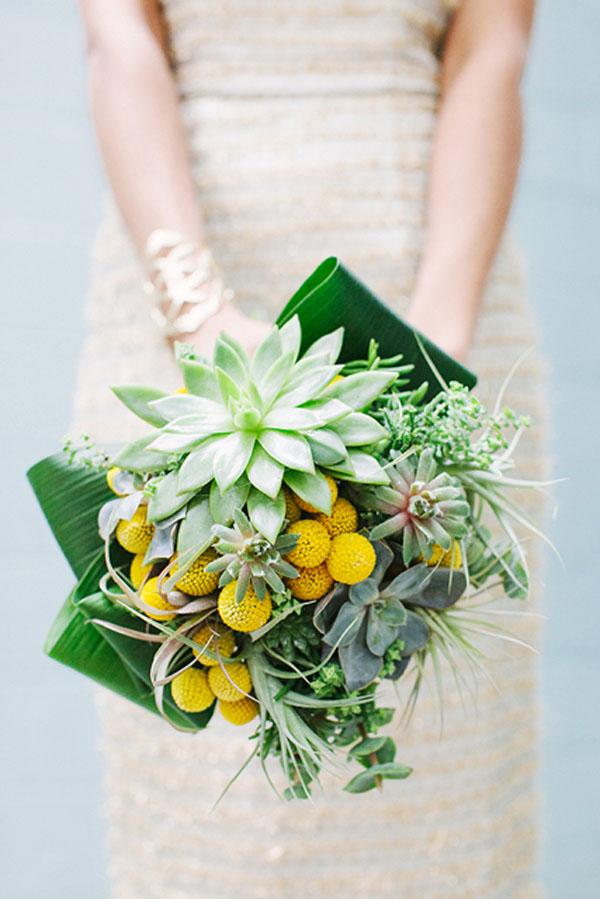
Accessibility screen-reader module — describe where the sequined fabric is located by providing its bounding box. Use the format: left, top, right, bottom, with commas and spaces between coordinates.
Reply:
71, 2, 546, 896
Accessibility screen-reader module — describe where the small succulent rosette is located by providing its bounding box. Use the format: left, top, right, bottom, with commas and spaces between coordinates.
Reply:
30, 259, 549, 800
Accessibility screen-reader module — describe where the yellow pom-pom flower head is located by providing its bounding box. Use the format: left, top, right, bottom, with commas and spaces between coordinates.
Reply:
130, 553, 152, 590
192, 621, 235, 666
115, 505, 155, 554
208, 661, 252, 703
287, 563, 333, 600
171, 668, 215, 713
174, 548, 220, 596
139, 577, 178, 620
218, 580, 272, 632
425, 541, 463, 569
219, 696, 259, 725
326, 533, 376, 585
106, 466, 133, 497
285, 519, 331, 568
315, 497, 358, 537
282, 486, 301, 524
207, 509, 300, 604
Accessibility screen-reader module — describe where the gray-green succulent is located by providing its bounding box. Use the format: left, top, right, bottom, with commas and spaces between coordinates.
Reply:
313, 541, 466, 690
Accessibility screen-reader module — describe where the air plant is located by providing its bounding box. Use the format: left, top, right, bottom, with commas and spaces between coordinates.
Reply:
356, 448, 470, 564
206, 508, 299, 603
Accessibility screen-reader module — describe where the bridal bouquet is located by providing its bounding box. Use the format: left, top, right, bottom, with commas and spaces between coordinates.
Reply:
29, 258, 542, 799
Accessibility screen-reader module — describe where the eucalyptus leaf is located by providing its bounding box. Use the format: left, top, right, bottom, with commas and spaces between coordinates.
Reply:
347, 736, 388, 759
343, 762, 412, 793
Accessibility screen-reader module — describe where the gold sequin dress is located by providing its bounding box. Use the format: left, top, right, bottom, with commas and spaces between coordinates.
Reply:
71, 2, 546, 896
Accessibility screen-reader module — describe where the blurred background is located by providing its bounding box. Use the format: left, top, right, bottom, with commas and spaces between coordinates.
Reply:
2, 2, 598, 896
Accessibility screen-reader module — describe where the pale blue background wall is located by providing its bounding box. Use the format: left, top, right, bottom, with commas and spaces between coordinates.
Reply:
1, 2, 598, 896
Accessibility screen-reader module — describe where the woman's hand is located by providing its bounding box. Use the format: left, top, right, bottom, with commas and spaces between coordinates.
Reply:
186, 303, 272, 359
405, 299, 473, 364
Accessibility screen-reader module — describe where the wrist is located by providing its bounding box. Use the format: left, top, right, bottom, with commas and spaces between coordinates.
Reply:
144, 230, 233, 341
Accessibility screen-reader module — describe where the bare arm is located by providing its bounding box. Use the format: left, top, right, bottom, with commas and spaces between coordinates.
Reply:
406, 0, 536, 362
79, 0, 269, 353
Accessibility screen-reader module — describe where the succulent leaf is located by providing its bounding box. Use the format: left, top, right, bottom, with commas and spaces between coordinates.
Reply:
111, 385, 169, 428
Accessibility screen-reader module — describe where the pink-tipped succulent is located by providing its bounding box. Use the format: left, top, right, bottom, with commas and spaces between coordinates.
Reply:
358, 448, 470, 564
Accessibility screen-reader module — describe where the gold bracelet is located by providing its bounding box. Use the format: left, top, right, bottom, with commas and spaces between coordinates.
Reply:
144, 229, 233, 339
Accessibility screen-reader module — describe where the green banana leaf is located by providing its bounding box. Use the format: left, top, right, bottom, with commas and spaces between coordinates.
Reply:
42, 539, 214, 730
276, 257, 477, 399
28, 453, 112, 580
29, 256, 476, 723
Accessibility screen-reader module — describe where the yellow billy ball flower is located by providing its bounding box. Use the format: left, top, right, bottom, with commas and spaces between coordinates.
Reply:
130, 553, 152, 590
287, 563, 333, 601
171, 668, 215, 713
285, 519, 331, 568
282, 485, 301, 524
219, 696, 259, 726
192, 622, 235, 666
425, 542, 463, 569
174, 386, 187, 394
208, 661, 252, 703
218, 581, 272, 632
293, 474, 338, 515
106, 466, 126, 496
174, 548, 220, 596
315, 497, 358, 538
139, 576, 178, 621
115, 505, 155, 554
326, 533, 376, 585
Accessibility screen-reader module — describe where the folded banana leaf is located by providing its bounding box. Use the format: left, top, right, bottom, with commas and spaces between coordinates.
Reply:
29, 257, 476, 719
277, 257, 476, 398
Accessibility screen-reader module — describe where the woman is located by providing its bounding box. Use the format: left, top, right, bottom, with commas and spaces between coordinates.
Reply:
73, 1, 545, 896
